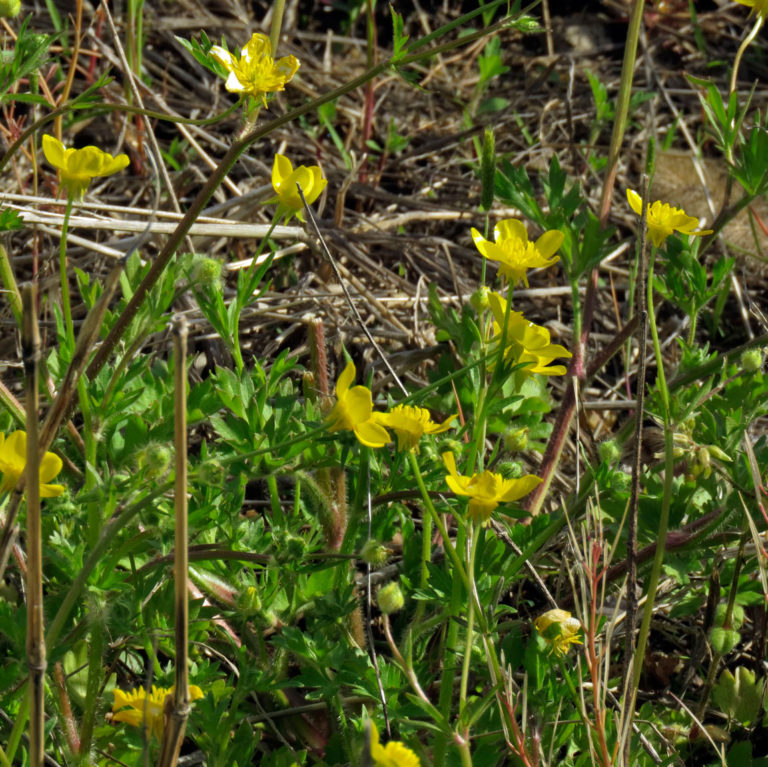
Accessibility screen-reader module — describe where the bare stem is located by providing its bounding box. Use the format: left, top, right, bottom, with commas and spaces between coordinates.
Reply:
23, 283, 45, 767
158, 316, 190, 767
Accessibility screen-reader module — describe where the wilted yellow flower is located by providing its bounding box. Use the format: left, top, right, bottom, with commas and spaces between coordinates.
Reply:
112, 684, 204, 740
471, 219, 563, 287
442, 452, 541, 523
269, 154, 327, 222
626, 189, 712, 248
326, 360, 390, 448
369, 720, 420, 767
734, 0, 768, 18
210, 33, 299, 107
488, 292, 571, 376
373, 405, 455, 452
534, 608, 582, 656
42, 135, 129, 201
0, 431, 64, 498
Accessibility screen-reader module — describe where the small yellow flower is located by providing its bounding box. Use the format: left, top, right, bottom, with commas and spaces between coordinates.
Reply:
471, 219, 563, 287
626, 189, 713, 248
735, 0, 768, 18
534, 608, 583, 656
373, 405, 455, 453
112, 684, 204, 740
326, 361, 390, 448
488, 292, 571, 376
0, 431, 64, 497
369, 720, 421, 767
42, 135, 129, 201
270, 154, 327, 222
442, 452, 542, 523
210, 33, 299, 107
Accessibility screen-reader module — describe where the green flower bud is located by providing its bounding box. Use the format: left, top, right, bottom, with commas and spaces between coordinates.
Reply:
470, 285, 491, 313
599, 438, 621, 465
609, 470, 632, 492
191, 257, 223, 290
709, 626, 740, 655
503, 426, 529, 452
0, 0, 20, 18
359, 540, 390, 567
197, 458, 226, 486
376, 581, 405, 615
496, 460, 523, 479
438, 439, 463, 457
237, 585, 262, 616
275, 532, 305, 563
135, 443, 172, 479
708, 445, 732, 463
741, 348, 763, 373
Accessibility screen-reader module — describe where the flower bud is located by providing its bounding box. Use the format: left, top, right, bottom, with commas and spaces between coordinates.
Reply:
0, 0, 20, 18
534, 608, 582, 656
359, 540, 390, 567
503, 426, 529, 452
135, 443, 172, 479
599, 438, 621, 465
496, 460, 523, 479
609, 470, 632, 492
709, 626, 740, 655
237, 585, 262, 616
197, 458, 226, 486
190, 256, 223, 291
741, 348, 763, 373
470, 285, 491, 313
376, 581, 405, 615
438, 439, 463, 457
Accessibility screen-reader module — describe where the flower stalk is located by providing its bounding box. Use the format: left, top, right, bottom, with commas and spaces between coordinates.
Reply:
22, 283, 45, 767
158, 316, 191, 767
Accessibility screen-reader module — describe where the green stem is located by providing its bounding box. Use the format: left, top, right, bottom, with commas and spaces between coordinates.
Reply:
0, 243, 22, 328
59, 197, 75, 347
460, 524, 479, 715
407, 452, 469, 594
730, 14, 764, 98
631, 246, 674, 697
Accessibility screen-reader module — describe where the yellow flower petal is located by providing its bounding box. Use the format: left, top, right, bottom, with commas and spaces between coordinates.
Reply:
0, 431, 64, 498
626, 188, 712, 247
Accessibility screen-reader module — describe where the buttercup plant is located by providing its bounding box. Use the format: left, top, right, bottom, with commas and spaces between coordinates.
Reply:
3, 1, 768, 766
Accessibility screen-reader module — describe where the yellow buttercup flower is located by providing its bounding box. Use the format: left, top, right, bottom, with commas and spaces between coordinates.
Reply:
373, 405, 455, 453
471, 219, 563, 287
488, 292, 571, 376
626, 188, 713, 248
735, 0, 768, 17
442, 452, 542, 523
42, 135, 129, 202
210, 33, 299, 107
0, 431, 64, 498
112, 684, 204, 740
270, 154, 327, 222
326, 361, 390, 448
369, 720, 421, 767
534, 608, 582, 656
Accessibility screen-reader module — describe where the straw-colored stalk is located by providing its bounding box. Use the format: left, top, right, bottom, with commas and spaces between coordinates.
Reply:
22, 283, 45, 767
158, 316, 190, 767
